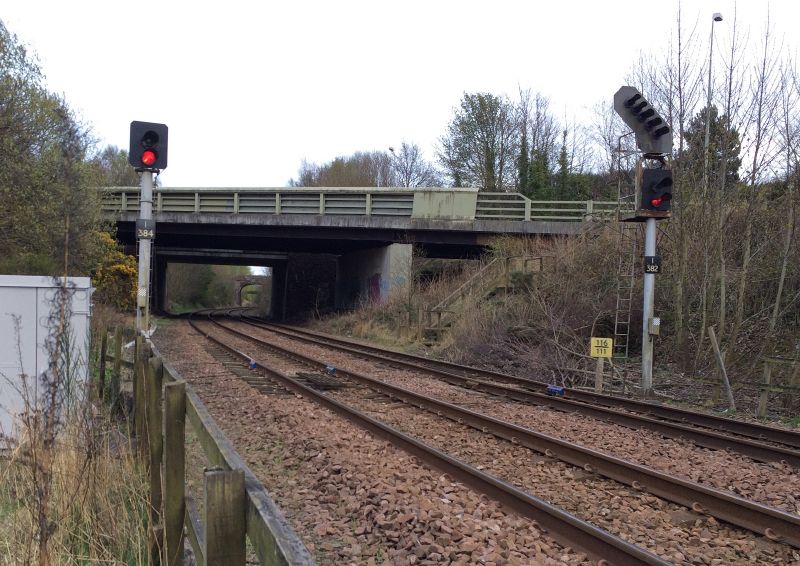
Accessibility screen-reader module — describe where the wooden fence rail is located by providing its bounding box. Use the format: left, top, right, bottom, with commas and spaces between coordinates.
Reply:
126, 337, 314, 565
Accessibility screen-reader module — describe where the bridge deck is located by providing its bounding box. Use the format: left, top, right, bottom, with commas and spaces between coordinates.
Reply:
105, 188, 632, 258
102, 187, 626, 223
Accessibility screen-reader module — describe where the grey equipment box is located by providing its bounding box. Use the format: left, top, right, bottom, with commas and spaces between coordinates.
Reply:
0, 275, 93, 448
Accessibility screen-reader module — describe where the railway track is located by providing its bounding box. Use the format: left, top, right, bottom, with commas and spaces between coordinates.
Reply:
188, 313, 669, 565
186, 310, 800, 564
241, 317, 800, 466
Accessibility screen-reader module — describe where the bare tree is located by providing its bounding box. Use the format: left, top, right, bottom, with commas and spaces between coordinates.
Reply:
727, 14, 781, 348
661, 4, 704, 369
516, 90, 559, 197
289, 151, 392, 187
713, 7, 747, 343
591, 100, 634, 177
388, 142, 441, 187
770, 61, 798, 336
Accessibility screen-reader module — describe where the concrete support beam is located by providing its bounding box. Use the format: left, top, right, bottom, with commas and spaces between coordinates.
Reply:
270, 262, 288, 321
154, 256, 168, 314
335, 244, 412, 309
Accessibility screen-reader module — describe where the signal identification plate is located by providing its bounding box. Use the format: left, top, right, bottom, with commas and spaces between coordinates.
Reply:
644, 255, 661, 274
136, 219, 156, 239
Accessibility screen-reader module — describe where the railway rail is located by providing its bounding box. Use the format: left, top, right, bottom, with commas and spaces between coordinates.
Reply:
243, 317, 800, 466
188, 312, 670, 566
187, 311, 800, 564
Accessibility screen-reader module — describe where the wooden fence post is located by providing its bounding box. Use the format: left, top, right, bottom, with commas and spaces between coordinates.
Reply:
708, 326, 735, 412
504, 257, 510, 297
147, 357, 164, 522
111, 326, 122, 410
134, 336, 144, 439
163, 381, 186, 566
98, 328, 108, 400
204, 469, 246, 566
789, 360, 800, 411
757, 360, 772, 418
594, 357, 604, 393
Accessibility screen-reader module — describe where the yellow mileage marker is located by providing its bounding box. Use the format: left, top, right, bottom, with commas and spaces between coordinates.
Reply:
590, 337, 613, 359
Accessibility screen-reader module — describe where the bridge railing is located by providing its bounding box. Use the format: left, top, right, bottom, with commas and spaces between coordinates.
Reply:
103, 187, 419, 217
102, 187, 627, 222
475, 193, 626, 221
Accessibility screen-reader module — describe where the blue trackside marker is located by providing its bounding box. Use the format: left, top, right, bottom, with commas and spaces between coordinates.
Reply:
325, 365, 336, 375
545, 385, 564, 397
249, 359, 257, 370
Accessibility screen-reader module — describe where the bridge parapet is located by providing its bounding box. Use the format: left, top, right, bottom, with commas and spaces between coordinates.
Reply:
101, 187, 627, 222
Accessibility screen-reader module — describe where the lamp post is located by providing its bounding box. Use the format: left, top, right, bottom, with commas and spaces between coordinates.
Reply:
702, 12, 723, 200
388, 146, 398, 187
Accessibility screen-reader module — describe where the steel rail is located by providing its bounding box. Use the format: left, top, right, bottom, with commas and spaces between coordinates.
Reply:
263, 321, 800, 450
209, 316, 800, 549
189, 316, 669, 566
249, 319, 800, 465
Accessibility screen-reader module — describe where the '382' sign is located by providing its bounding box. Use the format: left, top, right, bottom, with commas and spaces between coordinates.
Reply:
644, 255, 661, 274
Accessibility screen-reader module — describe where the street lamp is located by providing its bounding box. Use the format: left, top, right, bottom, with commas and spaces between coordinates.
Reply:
702, 12, 723, 199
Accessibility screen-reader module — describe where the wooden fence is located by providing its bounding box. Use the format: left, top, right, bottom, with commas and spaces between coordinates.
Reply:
105, 333, 314, 565
757, 356, 800, 418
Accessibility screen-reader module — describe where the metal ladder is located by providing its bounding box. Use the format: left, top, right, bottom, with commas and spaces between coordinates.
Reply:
613, 221, 639, 361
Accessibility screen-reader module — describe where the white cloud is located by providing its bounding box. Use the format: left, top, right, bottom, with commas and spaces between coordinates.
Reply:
4, 0, 797, 186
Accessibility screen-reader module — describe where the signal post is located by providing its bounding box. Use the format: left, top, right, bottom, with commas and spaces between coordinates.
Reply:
129, 121, 169, 336
613, 87, 673, 397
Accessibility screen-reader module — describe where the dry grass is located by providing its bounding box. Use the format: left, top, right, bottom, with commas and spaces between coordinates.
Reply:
311, 257, 492, 351
0, 412, 151, 565
315, 231, 626, 377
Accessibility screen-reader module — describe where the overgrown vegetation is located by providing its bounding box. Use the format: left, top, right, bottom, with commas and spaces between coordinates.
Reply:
0, 277, 150, 564
309, 8, 799, 415
314, 218, 797, 414
0, 416, 151, 564
0, 20, 136, 292
0, 20, 149, 564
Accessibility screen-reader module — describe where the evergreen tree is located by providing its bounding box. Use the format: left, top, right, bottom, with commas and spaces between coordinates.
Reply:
680, 105, 742, 189
438, 92, 518, 190
527, 150, 550, 199
557, 129, 569, 200
517, 128, 530, 192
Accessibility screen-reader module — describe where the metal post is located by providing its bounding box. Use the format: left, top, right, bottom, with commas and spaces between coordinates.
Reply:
136, 171, 154, 335
702, 14, 722, 200
641, 217, 657, 395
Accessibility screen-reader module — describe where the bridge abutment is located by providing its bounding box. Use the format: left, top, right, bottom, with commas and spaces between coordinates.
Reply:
335, 244, 412, 309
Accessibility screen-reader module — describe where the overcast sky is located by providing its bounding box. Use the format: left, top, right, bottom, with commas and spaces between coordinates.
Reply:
3, 1, 798, 187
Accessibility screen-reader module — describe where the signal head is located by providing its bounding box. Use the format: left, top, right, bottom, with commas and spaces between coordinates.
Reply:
640, 168, 673, 214
613, 86, 672, 155
129, 121, 168, 170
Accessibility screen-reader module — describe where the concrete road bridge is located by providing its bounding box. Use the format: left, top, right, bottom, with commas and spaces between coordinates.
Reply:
102, 187, 625, 317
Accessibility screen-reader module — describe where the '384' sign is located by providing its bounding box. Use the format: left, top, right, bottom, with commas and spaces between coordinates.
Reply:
136, 219, 155, 239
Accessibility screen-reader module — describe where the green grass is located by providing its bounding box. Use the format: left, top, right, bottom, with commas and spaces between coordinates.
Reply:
784, 414, 800, 428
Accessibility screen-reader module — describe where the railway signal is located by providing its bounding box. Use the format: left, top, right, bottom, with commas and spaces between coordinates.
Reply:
613, 86, 673, 397
640, 168, 673, 213
128, 120, 168, 335
129, 121, 168, 171
613, 86, 672, 156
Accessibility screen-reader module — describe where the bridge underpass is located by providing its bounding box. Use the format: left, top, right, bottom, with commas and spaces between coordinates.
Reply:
106, 187, 623, 319
152, 248, 286, 318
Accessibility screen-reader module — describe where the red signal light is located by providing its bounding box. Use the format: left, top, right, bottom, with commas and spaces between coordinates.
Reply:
141, 149, 157, 167
650, 198, 663, 207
